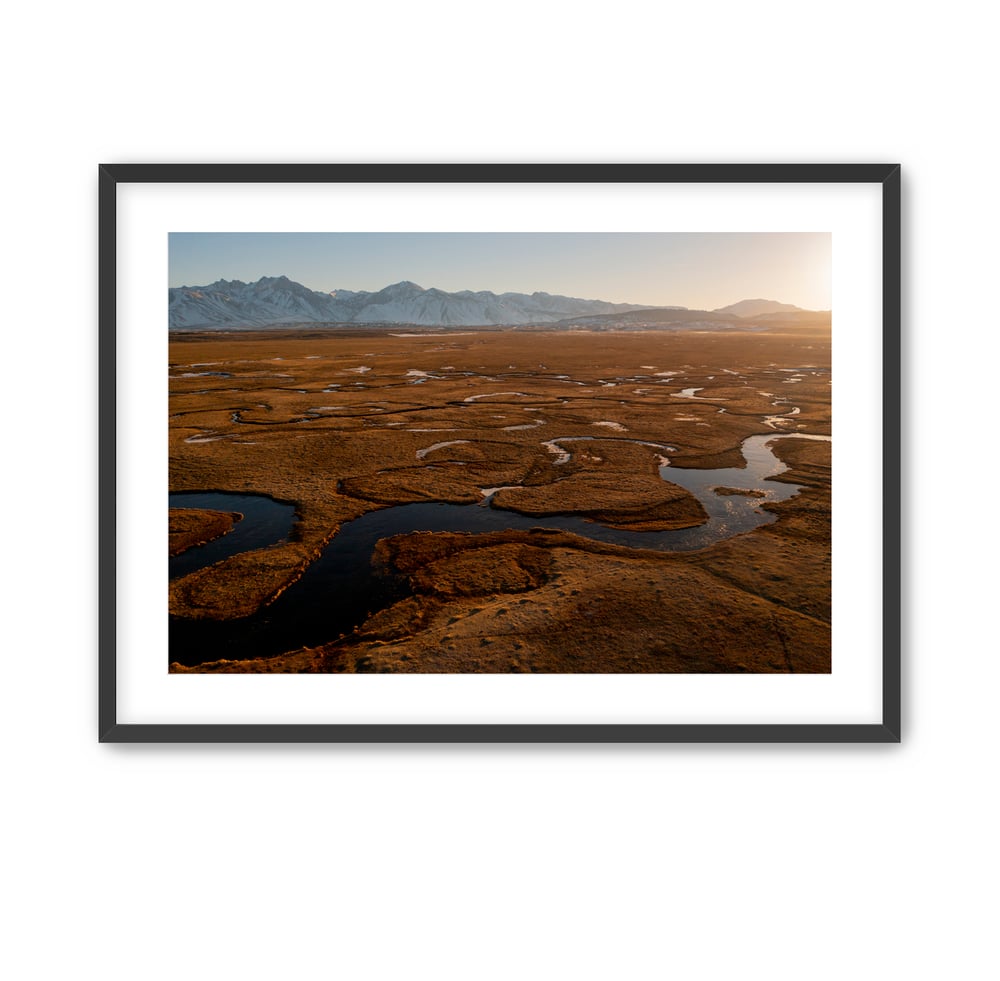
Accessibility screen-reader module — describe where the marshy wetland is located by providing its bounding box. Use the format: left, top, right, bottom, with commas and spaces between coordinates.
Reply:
169, 325, 832, 673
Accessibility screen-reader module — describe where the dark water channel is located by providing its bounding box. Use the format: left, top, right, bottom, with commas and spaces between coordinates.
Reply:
170, 491, 298, 580
169, 433, 829, 665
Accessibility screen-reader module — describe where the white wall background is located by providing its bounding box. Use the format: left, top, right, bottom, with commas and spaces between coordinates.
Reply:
3, 3, 993, 979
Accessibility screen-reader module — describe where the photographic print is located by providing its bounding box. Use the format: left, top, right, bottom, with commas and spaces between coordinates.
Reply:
167, 231, 834, 675
101, 164, 899, 741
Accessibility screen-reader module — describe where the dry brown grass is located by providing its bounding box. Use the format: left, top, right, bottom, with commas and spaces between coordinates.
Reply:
169, 508, 238, 556
169, 326, 831, 671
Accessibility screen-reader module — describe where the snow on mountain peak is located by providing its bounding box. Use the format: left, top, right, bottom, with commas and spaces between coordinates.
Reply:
168, 275, 726, 329
380, 280, 425, 295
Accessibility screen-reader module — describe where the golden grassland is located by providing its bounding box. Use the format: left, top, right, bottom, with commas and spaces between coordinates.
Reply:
169, 324, 831, 672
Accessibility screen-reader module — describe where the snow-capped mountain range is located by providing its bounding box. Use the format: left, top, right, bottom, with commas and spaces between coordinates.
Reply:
169, 276, 652, 329
168, 275, 814, 329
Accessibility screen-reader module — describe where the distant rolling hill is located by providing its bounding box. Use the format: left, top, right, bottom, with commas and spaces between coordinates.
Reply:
558, 302, 830, 330
553, 307, 740, 329
714, 298, 803, 318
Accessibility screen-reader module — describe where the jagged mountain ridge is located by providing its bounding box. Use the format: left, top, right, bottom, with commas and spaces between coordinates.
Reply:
169, 276, 651, 328
169, 275, 826, 329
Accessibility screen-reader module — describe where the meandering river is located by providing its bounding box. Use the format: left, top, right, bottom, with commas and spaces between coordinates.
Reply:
169, 432, 829, 665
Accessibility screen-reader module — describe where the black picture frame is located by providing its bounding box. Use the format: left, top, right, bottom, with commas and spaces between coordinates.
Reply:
99, 163, 900, 743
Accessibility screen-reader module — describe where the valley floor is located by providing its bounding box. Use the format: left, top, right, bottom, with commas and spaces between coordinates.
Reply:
168, 325, 831, 673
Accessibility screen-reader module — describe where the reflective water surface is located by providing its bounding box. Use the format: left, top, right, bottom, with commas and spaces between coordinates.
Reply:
169, 433, 829, 665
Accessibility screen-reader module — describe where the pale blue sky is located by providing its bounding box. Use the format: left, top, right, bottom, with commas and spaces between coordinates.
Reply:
169, 232, 831, 310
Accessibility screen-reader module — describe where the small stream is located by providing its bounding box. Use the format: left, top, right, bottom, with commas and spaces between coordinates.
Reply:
169, 432, 829, 665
